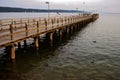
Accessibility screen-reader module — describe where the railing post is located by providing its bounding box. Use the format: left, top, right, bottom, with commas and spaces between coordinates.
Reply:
57, 18, 59, 27
71, 17, 72, 23
68, 18, 69, 24
66, 17, 68, 24
72, 17, 74, 23
65, 17, 66, 25
75, 16, 76, 23
37, 21, 39, 33
69, 17, 71, 23
28, 18, 30, 27
14, 20, 17, 30
73, 17, 74, 23
62, 18, 63, 26
39, 18, 41, 25
25, 22, 28, 36
74, 16, 76, 22
44, 18, 47, 30
11, 19, 14, 24
74, 16, 75, 23
10, 24, 13, 40
76, 16, 77, 22
20, 19, 22, 27
52, 19, 54, 28
33, 19, 35, 26
0, 20, 2, 26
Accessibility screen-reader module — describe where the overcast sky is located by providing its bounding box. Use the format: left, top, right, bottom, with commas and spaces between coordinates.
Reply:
0, 0, 120, 13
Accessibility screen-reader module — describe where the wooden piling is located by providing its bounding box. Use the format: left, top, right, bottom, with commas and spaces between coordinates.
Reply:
10, 43, 15, 60
18, 42, 21, 49
34, 36, 39, 48
24, 40, 27, 49
59, 29, 63, 41
50, 33, 53, 46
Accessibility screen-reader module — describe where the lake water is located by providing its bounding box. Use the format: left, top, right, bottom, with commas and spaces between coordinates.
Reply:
0, 13, 120, 80
0, 12, 77, 19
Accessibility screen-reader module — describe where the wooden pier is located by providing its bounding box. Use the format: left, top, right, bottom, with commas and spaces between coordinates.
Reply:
0, 14, 99, 60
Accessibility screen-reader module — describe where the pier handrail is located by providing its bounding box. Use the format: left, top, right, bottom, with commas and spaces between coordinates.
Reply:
0, 14, 98, 48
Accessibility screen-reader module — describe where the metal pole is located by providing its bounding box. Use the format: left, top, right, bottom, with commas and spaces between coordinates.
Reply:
48, 2, 50, 19
76, 8, 79, 15
46, 2, 50, 20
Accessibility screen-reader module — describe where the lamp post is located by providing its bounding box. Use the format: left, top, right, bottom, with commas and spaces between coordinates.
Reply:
76, 8, 81, 16
83, 2, 85, 16
76, 8, 79, 15
45, 1, 50, 19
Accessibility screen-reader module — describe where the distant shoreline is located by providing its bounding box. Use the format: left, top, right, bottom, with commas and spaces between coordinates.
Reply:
0, 6, 83, 13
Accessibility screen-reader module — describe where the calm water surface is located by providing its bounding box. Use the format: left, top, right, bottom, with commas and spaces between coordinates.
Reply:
0, 13, 77, 19
0, 13, 120, 80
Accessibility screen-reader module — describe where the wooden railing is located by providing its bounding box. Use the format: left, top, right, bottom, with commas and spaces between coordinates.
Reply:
0, 14, 93, 47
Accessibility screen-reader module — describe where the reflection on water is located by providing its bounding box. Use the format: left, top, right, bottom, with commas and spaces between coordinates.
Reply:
0, 14, 120, 80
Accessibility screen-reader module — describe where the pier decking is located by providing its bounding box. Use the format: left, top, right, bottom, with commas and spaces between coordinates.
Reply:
0, 14, 99, 60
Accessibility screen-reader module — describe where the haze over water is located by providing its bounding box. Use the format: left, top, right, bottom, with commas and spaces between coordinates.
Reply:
0, 13, 120, 80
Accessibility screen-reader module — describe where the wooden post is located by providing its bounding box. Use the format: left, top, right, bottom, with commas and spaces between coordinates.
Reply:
68, 17, 70, 24
44, 18, 47, 30
39, 18, 41, 23
61, 18, 63, 26
50, 33, 53, 46
73, 25, 76, 32
10, 24, 13, 40
14, 21, 17, 30
70, 17, 72, 23
10, 43, 15, 60
18, 42, 21, 49
37, 21, 39, 33
33, 19, 35, 26
28, 18, 30, 27
65, 17, 66, 25
72, 17, 74, 23
24, 40, 27, 49
57, 18, 59, 27
52, 19, 54, 28
11, 19, 14, 24
66, 27, 69, 34
59, 29, 62, 41
20, 19, 22, 27
34, 36, 39, 48
75, 16, 77, 22
25, 22, 28, 36
0, 20, 2, 26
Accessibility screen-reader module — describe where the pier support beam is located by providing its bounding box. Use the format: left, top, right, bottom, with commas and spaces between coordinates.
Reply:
10, 43, 15, 60
50, 33, 53, 46
34, 36, 39, 48
72, 26, 74, 33
24, 40, 27, 49
68, 26, 72, 35
18, 42, 21, 49
59, 29, 63, 41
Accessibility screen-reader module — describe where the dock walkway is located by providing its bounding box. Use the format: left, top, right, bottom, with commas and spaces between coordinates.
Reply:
0, 14, 99, 60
